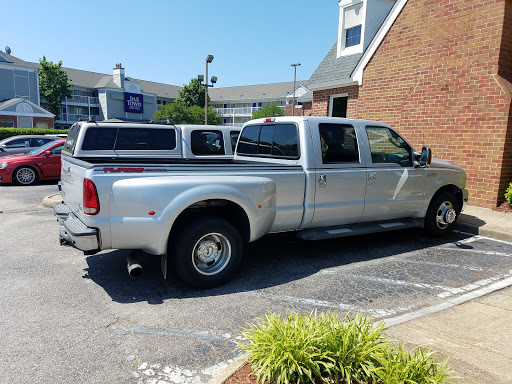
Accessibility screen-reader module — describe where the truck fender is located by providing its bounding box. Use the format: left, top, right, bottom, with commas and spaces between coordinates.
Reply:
109, 175, 276, 255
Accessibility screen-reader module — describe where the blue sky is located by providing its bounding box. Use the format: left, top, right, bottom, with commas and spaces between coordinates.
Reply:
2, 1, 339, 88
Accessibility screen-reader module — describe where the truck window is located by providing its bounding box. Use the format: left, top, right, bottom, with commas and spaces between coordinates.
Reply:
318, 123, 359, 163
366, 126, 412, 167
116, 128, 176, 150
230, 131, 240, 152
191, 130, 225, 155
82, 128, 117, 150
81, 127, 177, 151
237, 124, 299, 159
63, 124, 81, 154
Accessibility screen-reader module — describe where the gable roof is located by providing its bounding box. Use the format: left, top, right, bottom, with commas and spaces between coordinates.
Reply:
62, 67, 181, 98
0, 51, 39, 69
308, 0, 408, 89
0, 98, 54, 117
209, 80, 309, 102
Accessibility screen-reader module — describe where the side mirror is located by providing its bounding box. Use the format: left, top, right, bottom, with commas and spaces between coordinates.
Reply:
43, 150, 52, 157
420, 146, 432, 167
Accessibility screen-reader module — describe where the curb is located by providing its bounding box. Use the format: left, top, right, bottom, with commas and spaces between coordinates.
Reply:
455, 222, 512, 243
208, 355, 247, 384
42, 194, 62, 208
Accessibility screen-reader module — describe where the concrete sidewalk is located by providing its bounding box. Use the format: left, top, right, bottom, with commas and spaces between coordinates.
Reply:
383, 286, 512, 383
456, 205, 512, 243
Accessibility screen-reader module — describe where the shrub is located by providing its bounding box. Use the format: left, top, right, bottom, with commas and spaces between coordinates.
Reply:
238, 311, 457, 384
373, 343, 455, 384
505, 182, 512, 206
0, 128, 69, 141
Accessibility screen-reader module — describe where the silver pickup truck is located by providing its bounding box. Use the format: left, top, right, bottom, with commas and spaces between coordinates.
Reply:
54, 116, 468, 288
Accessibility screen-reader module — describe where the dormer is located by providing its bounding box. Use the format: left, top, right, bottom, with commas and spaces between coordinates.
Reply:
337, 0, 396, 58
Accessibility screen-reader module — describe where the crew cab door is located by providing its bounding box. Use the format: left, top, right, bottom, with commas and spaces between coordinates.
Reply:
361, 124, 425, 222
310, 121, 367, 227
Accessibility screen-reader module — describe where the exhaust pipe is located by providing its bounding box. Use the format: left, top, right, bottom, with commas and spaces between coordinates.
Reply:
127, 251, 143, 277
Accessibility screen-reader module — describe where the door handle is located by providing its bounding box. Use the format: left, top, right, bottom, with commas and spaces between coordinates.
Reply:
318, 174, 327, 188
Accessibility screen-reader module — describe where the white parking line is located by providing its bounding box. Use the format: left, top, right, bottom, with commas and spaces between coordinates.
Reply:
384, 276, 512, 327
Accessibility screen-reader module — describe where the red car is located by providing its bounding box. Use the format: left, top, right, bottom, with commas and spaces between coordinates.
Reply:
0, 139, 65, 185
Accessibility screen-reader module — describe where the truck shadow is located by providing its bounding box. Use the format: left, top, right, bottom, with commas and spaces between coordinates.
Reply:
83, 229, 472, 304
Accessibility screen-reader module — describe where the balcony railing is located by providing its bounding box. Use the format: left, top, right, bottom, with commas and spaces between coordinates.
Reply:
63, 96, 100, 105
57, 114, 100, 124
221, 122, 245, 127
214, 105, 285, 117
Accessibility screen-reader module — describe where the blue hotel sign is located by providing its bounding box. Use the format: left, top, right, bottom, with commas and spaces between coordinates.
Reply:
125, 92, 144, 113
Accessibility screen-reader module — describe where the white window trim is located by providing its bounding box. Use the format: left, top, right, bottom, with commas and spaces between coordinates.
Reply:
337, 0, 367, 58
329, 93, 349, 117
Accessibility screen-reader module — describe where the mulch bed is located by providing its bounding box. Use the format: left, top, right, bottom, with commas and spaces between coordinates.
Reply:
494, 201, 512, 213
223, 362, 371, 384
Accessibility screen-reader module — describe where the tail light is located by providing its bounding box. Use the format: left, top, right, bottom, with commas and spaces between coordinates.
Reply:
83, 178, 100, 215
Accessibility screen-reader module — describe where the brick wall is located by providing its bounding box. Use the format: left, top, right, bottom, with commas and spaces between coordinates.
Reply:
312, 0, 511, 208
312, 85, 360, 117
497, 0, 512, 203
33, 117, 54, 129
0, 115, 17, 127
286, 102, 313, 116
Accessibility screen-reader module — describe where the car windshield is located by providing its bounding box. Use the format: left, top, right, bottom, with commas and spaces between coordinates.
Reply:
27, 141, 58, 155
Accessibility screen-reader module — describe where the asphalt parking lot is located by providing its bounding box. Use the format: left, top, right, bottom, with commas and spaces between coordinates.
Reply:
2, 183, 512, 384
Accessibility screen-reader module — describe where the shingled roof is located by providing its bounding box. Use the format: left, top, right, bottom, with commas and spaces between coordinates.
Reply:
308, 43, 363, 88
208, 80, 309, 102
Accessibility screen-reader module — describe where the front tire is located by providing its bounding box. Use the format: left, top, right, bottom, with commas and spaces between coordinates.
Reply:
14, 166, 38, 185
171, 217, 243, 288
424, 191, 460, 235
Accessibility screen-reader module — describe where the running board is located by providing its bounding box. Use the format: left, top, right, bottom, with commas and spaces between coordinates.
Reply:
296, 219, 421, 241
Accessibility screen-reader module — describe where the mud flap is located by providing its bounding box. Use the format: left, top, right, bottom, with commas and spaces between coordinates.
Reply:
161, 253, 167, 279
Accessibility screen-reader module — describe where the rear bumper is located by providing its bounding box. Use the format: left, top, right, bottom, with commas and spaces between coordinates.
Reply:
54, 203, 100, 253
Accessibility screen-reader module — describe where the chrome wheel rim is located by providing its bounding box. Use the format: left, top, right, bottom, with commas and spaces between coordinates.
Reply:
192, 233, 231, 276
16, 168, 36, 185
436, 201, 456, 229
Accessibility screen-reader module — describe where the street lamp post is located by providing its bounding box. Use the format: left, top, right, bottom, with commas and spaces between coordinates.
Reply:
291, 63, 301, 116
198, 54, 216, 125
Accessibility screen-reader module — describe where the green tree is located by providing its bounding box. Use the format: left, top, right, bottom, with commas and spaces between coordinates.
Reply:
38, 56, 72, 119
252, 103, 286, 119
175, 78, 209, 108
152, 103, 221, 125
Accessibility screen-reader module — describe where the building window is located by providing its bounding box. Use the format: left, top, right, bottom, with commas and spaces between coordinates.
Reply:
1, 121, 14, 127
157, 100, 161, 104
338, 1, 364, 56
345, 25, 361, 48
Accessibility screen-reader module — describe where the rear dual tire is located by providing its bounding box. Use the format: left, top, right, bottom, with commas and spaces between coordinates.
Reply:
170, 217, 243, 289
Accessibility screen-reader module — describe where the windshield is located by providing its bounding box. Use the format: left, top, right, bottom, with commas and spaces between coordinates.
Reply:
27, 141, 58, 155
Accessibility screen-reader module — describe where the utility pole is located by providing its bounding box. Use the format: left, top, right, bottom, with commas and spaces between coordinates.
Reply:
291, 63, 301, 116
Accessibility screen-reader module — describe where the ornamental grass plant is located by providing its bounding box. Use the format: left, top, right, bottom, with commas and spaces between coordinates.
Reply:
238, 311, 458, 384
505, 182, 512, 206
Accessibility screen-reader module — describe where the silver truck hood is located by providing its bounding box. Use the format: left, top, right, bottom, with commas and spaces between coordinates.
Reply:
430, 158, 463, 171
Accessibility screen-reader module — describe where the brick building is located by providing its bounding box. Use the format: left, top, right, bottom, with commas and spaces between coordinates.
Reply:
307, 0, 512, 209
